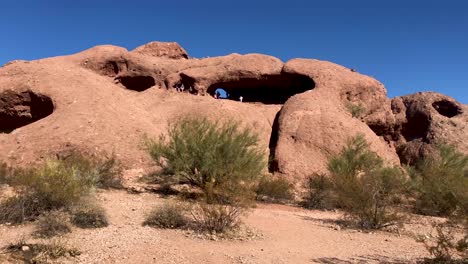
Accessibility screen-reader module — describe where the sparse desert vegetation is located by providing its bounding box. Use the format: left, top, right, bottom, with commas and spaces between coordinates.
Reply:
70, 199, 109, 229
33, 210, 72, 238
408, 144, 468, 218
143, 201, 189, 229
346, 101, 366, 118
0, 152, 118, 262
304, 135, 407, 229
0, 152, 119, 225
302, 137, 468, 262
5, 237, 80, 264
1, 121, 467, 263
409, 145, 468, 263
255, 176, 295, 203
144, 116, 265, 234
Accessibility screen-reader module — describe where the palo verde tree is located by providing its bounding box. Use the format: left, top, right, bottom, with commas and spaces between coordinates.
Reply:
146, 116, 266, 203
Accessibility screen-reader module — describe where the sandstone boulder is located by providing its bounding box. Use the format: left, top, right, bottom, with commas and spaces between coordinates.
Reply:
269, 59, 401, 178
376, 92, 467, 164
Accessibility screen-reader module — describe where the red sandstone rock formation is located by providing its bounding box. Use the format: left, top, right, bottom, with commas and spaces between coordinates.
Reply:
0, 41, 466, 180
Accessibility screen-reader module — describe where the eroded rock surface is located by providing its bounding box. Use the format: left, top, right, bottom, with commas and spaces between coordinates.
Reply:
132, 41, 189, 60
371, 92, 467, 164
271, 59, 401, 178
0, 41, 466, 181
0, 89, 54, 133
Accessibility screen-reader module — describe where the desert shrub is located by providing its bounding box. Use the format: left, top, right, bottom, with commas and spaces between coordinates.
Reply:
146, 116, 266, 233
33, 210, 72, 238
190, 202, 244, 233
0, 195, 39, 224
303, 173, 335, 209
0, 152, 119, 224
144, 201, 189, 229
321, 135, 406, 229
56, 151, 123, 189
346, 102, 365, 118
145, 116, 265, 200
7, 238, 80, 263
423, 224, 468, 263
409, 145, 468, 217
70, 200, 108, 228
0, 159, 97, 224
255, 176, 294, 202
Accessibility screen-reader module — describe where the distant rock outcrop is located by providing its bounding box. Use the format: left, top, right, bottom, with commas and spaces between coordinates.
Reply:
132, 41, 189, 60
271, 59, 401, 178
0, 41, 466, 181
370, 92, 467, 165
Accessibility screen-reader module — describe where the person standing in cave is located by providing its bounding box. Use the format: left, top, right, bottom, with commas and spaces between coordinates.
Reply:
239, 96, 243, 102
215, 91, 221, 99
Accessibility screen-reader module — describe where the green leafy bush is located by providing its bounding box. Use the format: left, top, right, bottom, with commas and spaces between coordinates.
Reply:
145, 116, 265, 200
305, 135, 406, 229
256, 176, 294, 202
70, 200, 109, 228
146, 116, 266, 233
303, 173, 335, 210
0, 159, 97, 224
330, 136, 406, 228
409, 145, 468, 217
33, 210, 72, 238
0, 152, 119, 224
144, 201, 188, 229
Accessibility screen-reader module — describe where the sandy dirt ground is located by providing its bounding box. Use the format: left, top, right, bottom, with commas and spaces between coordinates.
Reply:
0, 189, 436, 264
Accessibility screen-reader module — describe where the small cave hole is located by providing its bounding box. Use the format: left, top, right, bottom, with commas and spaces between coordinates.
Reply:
0, 90, 54, 133
97, 60, 128, 77
401, 112, 431, 141
432, 100, 462, 118
118, 76, 155, 92
104, 61, 119, 76
206, 73, 315, 104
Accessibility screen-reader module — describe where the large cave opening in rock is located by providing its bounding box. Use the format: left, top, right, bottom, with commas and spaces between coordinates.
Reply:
206, 73, 315, 104
432, 100, 462, 118
117, 76, 156, 92
0, 90, 54, 133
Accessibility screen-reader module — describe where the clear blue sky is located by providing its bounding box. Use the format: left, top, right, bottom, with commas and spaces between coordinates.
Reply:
1, 0, 467, 103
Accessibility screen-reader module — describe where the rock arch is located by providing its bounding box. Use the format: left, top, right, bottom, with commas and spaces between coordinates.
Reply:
205, 73, 315, 104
